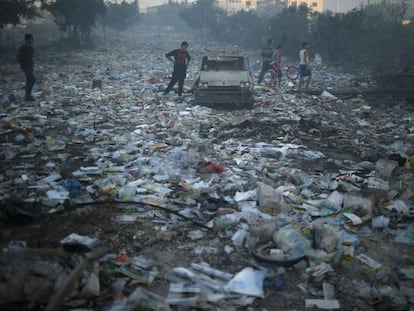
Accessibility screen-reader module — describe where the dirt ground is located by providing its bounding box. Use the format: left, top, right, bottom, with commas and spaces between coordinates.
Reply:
1, 202, 413, 311
1, 29, 414, 311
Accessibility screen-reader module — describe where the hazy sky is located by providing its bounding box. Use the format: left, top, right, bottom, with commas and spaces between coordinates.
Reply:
139, 0, 171, 10
324, 0, 368, 12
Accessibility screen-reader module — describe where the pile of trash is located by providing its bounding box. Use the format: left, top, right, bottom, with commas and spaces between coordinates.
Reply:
0, 30, 413, 310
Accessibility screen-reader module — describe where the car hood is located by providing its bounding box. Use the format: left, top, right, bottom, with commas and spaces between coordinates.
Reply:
198, 71, 251, 86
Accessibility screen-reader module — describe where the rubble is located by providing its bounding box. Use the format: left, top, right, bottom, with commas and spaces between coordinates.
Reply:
0, 30, 413, 310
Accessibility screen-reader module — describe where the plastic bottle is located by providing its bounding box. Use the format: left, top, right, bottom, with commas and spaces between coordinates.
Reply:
190, 263, 233, 281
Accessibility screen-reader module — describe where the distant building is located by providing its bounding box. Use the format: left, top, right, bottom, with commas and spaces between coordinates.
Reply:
217, 0, 257, 15
256, 0, 279, 7
146, 4, 164, 14
282, 0, 324, 12
139, 0, 166, 13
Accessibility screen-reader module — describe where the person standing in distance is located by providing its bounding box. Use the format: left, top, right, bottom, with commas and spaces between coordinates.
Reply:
17, 33, 36, 101
298, 42, 311, 94
257, 38, 274, 85
164, 41, 191, 98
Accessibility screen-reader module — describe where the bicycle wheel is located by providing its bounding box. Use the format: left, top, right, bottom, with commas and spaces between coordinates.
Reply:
269, 70, 277, 85
286, 66, 299, 80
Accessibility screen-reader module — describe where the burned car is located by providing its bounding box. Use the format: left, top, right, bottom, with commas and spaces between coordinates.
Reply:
192, 53, 254, 109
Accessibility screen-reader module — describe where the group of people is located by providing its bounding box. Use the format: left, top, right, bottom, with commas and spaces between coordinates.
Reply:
257, 39, 280, 86
16, 35, 192, 102
16, 35, 312, 102
164, 39, 312, 97
258, 39, 312, 93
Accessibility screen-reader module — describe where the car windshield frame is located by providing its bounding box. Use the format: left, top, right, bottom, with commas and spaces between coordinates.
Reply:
201, 56, 246, 71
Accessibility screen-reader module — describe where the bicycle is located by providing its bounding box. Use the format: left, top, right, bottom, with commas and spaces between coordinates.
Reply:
269, 56, 299, 86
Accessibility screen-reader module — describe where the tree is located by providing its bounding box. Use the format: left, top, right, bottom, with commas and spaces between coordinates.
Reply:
215, 10, 264, 49
381, 0, 411, 64
41, 0, 105, 47
256, 1, 285, 19
312, 8, 367, 64
179, 0, 225, 40
0, 0, 38, 28
140, 1, 189, 34
381, 0, 410, 24
267, 4, 311, 59
312, 0, 413, 67
104, 1, 139, 34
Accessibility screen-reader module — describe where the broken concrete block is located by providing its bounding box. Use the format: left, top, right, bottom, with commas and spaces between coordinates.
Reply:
230, 115, 250, 126
248, 218, 278, 241
343, 192, 375, 217
375, 159, 399, 178
367, 177, 389, 202
256, 182, 285, 213
367, 177, 389, 191
305, 299, 340, 309
399, 186, 414, 201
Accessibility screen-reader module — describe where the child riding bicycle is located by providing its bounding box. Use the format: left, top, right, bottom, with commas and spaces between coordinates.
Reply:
271, 45, 283, 87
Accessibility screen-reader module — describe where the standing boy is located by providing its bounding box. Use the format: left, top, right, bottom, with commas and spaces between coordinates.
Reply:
298, 42, 311, 94
17, 33, 36, 101
164, 41, 191, 97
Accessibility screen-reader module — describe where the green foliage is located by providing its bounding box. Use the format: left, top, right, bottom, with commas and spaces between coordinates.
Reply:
0, 0, 38, 28
267, 4, 311, 58
179, 0, 225, 32
312, 0, 413, 66
150, 1, 187, 28
215, 10, 264, 49
104, 1, 138, 33
179, 0, 262, 46
256, 2, 285, 19
186, 0, 412, 68
312, 9, 367, 64
41, 0, 105, 46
